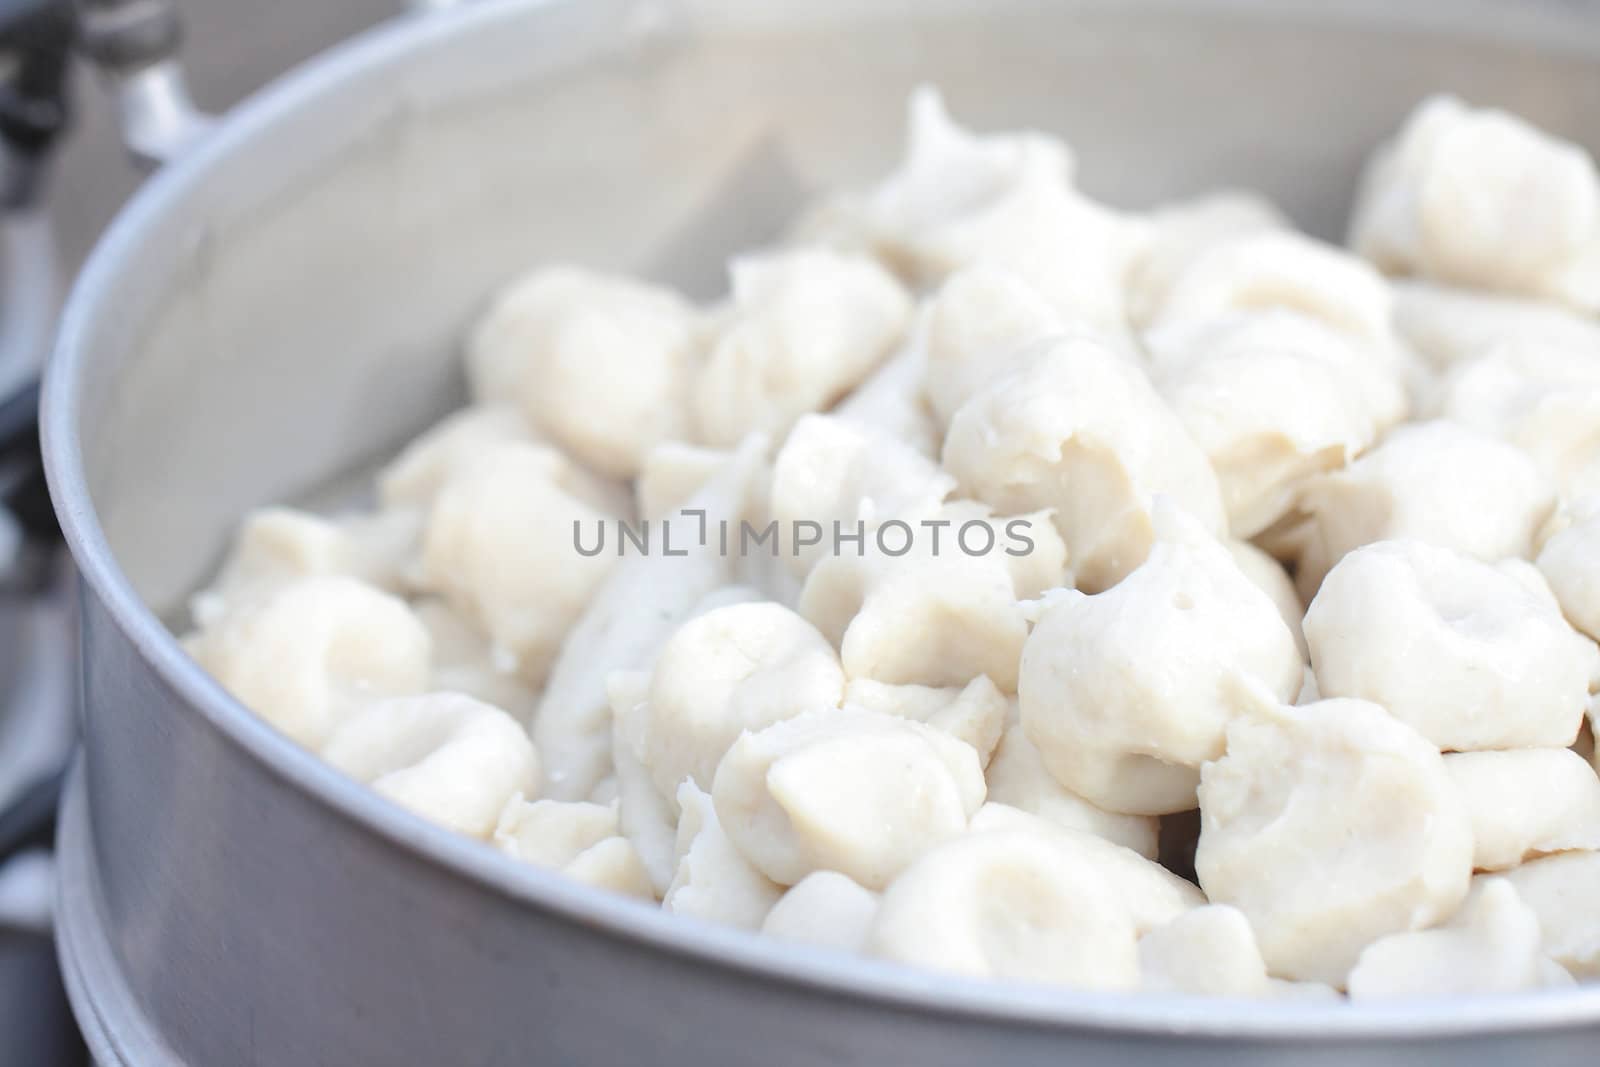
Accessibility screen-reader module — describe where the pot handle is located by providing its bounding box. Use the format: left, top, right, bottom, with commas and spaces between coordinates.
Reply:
75, 0, 211, 169
0, 0, 478, 585
77, 0, 474, 170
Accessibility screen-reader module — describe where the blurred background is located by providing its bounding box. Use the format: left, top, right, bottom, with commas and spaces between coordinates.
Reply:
1, 2, 394, 1061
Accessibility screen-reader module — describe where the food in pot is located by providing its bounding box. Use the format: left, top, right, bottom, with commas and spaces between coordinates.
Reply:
1303, 540, 1597, 751
1194, 684, 1474, 986
1350, 95, 1600, 312
1345, 878, 1569, 1000
183, 90, 1600, 998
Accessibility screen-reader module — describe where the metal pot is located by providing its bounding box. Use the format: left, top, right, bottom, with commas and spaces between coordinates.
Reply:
41, 1, 1600, 1063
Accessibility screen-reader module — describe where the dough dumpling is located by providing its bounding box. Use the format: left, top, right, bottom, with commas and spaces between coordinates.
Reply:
1351, 95, 1600, 312
1126, 191, 1287, 329
1148, 230, 1396, 350
797, 502, 1054, 692
1444, 749, 1600, 871
1018, 502, 1301, 815
322, 692, 539, 839
843, 676, 1009, 767
1304, 540, 1598, 751
1538, 494, 1600, 640
421, 443, 622, 685
761, 871, 880, 954
466, 267, 702, 478
1288, 420, 1555, 596
1150, 311, 1402, 538
535, 439, 765, 800
187, 575, 431, 749
866, 828, 1139, 989
1138, 905, 1271, 997
1347, 879, 1563, 999
1499, 850, 1600, 978
983, 724, 1159, 858
943, 335, 1224, 592
190, 507, 421, 627
1196, 689, 1473, 986
711, 708, 986, 890
967, 804, 1204, 933
693, 248, 911, 447
663, 782, 783, 929
493, 796, 653, 898
768, 413, 953, 576
642, 601, 845, 801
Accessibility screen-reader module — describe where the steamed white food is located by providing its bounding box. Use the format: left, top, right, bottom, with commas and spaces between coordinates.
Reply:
1351, 94, 1600, 311
493, 795, 653, 898
664, 781, 784, 928
866, 827, 1140, 989
1433, 342, 1600, 499
1195, 690, 1473, 986
692, 248, 912, 447
1125, 192, 1287, 329
1149, 311, 1402, 538
1017, 502, 1301, 815
1346, 879, 1565, 999
412, 599, 539, 723
942, 334, 1225, 593
421, 442, 622, 686
768, 412, 953, 576
1443, 749, 1600, 871
796, 501, 1054, 691
1138, 905, 1272, 997
1500, 851, 1600, 978
711, 708, 986, 890
186, 87, 1600, 1002
966, 803, 1205, 934
186, 575, 431, 749
1148, 230, 1398, 351
535, 438, 767, 801
321, 692, 539, 839
842, 676, 1009, 765
1287, 420, 1555, 596
983, 723, 1159, 858
922, 263, 1073, 427
1304, 540, 1597, 751
761, 871, 881, 953
189, 506, 422, 628
465, 268, 701, 478
641, 601, 845, 801
1538, 494, 1600, 639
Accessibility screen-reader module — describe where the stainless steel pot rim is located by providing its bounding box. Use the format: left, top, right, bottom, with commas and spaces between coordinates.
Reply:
40, 0, 1600, 1040
55, 759, 174, 1067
